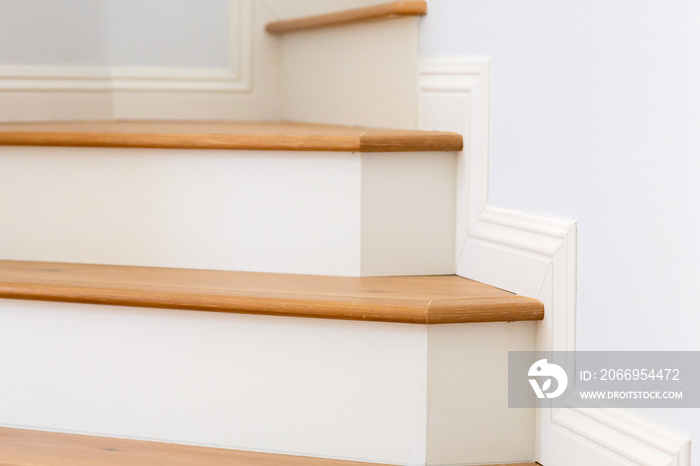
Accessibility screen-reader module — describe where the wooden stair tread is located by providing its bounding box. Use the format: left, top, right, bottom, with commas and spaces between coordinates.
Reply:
266, 1, 427, 35
0, 261, 543, 324
0, 120, 462, 152
0, 427, 538, 466
0, 427, 388, 466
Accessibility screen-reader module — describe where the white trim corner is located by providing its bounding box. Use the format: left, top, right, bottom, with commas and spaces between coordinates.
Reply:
418, 57, 490, 270
418, 56, 690, 466
546, 407, 690, 466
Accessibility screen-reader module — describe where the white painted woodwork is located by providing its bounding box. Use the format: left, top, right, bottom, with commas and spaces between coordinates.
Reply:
0, 0, 422, 124
0, 298, 537, 465
0, 298, 428, 465
453, 170, 688, 466
280, 17, 419, 128
426, 322, 536, 465
418, 58, 490, 266
544, 407, 690, 466
420, 55, 690, 465
360, 152, 455, 276
424, 2, 700, 460
458, 178, 691, 466
0, 0, 419, 124
0, 91, 115, 122
0, 147, 455, 276
0, 0, 281, 122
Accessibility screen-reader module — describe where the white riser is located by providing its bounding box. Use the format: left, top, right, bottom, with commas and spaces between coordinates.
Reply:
427, 323, 536, 464
0, 298, 536, 466
281, 17, 419, 129
0, 146, 456, 276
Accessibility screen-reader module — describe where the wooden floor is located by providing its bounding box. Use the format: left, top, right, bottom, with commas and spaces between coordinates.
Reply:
0, 120, 462, 152
0, 427, 538, 466
0, 260, 543, 324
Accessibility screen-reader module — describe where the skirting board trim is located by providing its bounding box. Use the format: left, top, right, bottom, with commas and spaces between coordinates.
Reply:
417, 56, 690, 466
418, 57, 489, 268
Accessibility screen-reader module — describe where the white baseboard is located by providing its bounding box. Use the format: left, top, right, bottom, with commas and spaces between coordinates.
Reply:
548, 407, 690, 466
462, 205, 689, 466
417, 56, 690, 466
418, 57, 490, 268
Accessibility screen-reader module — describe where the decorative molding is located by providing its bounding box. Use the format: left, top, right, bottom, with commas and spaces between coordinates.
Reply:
548, 407, 690, 466
462, 206, 690, 466
0, 0, 251, 92
458, 205, 576, 353
0, 65, 248, 92
418, 57, 490, 268
418, 56, 690, 466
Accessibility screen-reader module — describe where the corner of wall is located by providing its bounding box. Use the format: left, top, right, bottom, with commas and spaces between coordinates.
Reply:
417, 55, 689, 466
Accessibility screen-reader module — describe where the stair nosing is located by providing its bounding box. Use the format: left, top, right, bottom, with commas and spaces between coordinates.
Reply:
0, 120, 462, 152
0, 260, 543, 324
265, 1, 428, 35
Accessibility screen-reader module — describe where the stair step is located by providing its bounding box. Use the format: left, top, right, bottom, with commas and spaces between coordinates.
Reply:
0, 427, 537, 466
0, 427, 387, 466
0, 120, 461, 152
0, 260, 543, 324
266, 1, 427, 35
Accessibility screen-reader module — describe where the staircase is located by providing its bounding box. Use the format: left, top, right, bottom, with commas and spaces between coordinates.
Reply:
0, 2, 542, 465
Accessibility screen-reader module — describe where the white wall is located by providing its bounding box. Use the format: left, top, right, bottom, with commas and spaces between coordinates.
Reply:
421, 0, 700, 463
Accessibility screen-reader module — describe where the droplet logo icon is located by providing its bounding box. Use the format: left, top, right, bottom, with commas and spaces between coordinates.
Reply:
528, 359, 568, 399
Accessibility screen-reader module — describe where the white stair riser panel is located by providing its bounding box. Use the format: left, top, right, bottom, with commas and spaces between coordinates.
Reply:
0, 147, 455, 276
427, 322, 536, 465
280, 17, 419, 129
0, 299, 428, 465
0, 299, 537, 466
361, 151, 456, 276
0, 146, 362, 275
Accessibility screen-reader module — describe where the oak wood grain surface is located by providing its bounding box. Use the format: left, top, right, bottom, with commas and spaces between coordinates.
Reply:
0, 427, 538, 466
0, 120, 462, 152
0, 261, 543, 324
265, 1, 427, 35
0, 427, 390, 466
